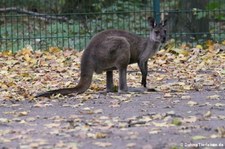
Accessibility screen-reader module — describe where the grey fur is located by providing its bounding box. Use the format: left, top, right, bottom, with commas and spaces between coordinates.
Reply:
35, 17, 167, 97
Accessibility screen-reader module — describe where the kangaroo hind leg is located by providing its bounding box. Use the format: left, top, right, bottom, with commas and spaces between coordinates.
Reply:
113, 37, 130, 93
106, 71, 115, 92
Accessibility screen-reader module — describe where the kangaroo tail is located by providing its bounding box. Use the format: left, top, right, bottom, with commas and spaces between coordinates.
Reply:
35, 68, 93, 98
35, 87, 77, 97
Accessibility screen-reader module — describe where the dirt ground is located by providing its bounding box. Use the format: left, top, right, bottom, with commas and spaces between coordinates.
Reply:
0, 89, 225, 149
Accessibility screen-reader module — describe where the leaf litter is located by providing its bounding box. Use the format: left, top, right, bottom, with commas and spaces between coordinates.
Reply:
0, 41, 225, 148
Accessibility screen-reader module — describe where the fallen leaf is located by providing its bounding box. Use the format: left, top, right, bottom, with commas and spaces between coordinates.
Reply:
214, 103, 225, 107
0, 138, 11, 143
207, 95, 220, 100
87, 132, 107, 139
45, 123, 60, 128
94, 142, 112, 147
94, 109, 103, 114
182, 116, 197, 123
192, 135, 206, 140
17, 111, 29, 117
187, 101, 198, 106
149, 130, 160, 135
217, 115, 225, 120
164, 93, 172, 98
2, 50, 13, 57
203, 111, 212, 118
181, 96, 191, 100
126, 143, 136, 148
216, 127, 225, 138
171, 118, 182, 126
49, 47, 61, 53
170, 48, 189, 56
152, 122, 173, 127
67, 143, 78, 149
0, 118, 10, 124
196, 44, 203, 50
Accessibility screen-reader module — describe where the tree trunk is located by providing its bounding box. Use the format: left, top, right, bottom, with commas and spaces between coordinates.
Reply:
167, 0, 210, 42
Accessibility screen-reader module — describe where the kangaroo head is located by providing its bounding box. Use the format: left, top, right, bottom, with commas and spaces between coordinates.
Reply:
148, 17, 167, 43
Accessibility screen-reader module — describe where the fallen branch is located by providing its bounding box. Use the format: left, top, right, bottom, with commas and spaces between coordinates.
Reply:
0, 7, 68, 22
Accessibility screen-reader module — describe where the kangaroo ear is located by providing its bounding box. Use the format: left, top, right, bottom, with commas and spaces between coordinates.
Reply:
148, 17, 156, 28
161, 19, 167, 27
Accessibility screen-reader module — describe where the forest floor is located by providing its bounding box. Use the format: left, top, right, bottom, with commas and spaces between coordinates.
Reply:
0, 41, 225, 148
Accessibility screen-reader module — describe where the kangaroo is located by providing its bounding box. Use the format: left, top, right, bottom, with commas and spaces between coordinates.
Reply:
35, 17, 167, 97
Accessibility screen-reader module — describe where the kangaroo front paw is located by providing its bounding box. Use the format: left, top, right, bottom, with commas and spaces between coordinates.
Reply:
141, 81, 147, 88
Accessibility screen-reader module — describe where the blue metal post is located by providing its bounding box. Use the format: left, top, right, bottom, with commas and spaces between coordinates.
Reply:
153, 0, 160, 23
